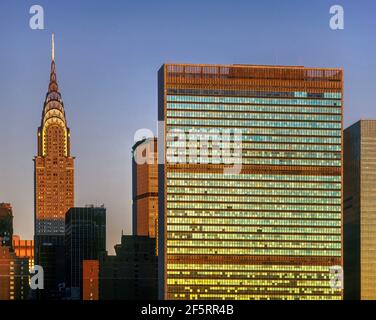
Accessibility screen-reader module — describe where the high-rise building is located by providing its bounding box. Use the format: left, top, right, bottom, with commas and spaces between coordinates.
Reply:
0, 246, 13, 300
99, 235, 158, 300
158, 63, 343, 300
35, 235, 66, 299
0, 203, 13, 248
82, 260, 99, 300
0, 244, 30, 300
65, 206, 106, 299
34, 33, 74, 236
132, 138, 158, 239
344, 120, 376, 300
0, 206, 30, 300
13, 235, 34, 272
33, 34, 74, 299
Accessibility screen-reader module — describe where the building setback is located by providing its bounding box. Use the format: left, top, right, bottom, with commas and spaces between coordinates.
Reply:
344, 120, 376, 300
65, 206, 106, 299
158, 63, 343, 300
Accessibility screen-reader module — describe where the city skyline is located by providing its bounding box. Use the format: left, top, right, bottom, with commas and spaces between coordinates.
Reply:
1, 0, 376, 253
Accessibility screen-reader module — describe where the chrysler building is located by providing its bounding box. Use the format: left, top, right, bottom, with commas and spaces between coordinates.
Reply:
34, 34, 74, 237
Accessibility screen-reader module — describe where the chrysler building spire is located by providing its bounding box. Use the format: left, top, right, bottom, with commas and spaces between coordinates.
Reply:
48, 33, 59, 94
52, 33, 55, 61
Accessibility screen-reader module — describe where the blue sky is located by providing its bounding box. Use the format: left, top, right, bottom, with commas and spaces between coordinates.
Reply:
0, 0, 375, 252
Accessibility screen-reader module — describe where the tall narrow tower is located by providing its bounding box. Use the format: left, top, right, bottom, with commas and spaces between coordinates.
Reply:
34, 34, 74, 236
34, 35, 74, 298
344, 120, 376, 300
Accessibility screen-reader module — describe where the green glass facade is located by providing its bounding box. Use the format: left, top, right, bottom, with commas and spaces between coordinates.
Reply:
159, 64, 343, 300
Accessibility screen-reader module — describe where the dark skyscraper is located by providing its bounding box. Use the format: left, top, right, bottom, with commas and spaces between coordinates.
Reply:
99, 235, 158, 300
0, 203, 13, 248
34, 34, 75, 299
344, 120, 376, 300
35, 235, 65, 299
65, 206, 106, 299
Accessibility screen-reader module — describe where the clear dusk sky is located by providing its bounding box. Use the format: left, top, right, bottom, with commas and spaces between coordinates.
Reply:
0, 0, 375, 252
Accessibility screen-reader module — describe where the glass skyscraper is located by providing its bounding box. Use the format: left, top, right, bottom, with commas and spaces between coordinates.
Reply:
158, 64, 343, 300
65, 206, 106, 299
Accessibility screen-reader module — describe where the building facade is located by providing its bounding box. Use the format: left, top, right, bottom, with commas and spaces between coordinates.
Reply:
65, 206, 106, 299
132, 138, 158, 239
0, 206, 29, 300
13, 235, 34, 272
0, 243, 30, 300
344, 120, 376, 300
82, 260, 99, 300
34, 34, 75, 299
158, 63, 343, 300
99, 235, 158, 300
0, 203, 13, 248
